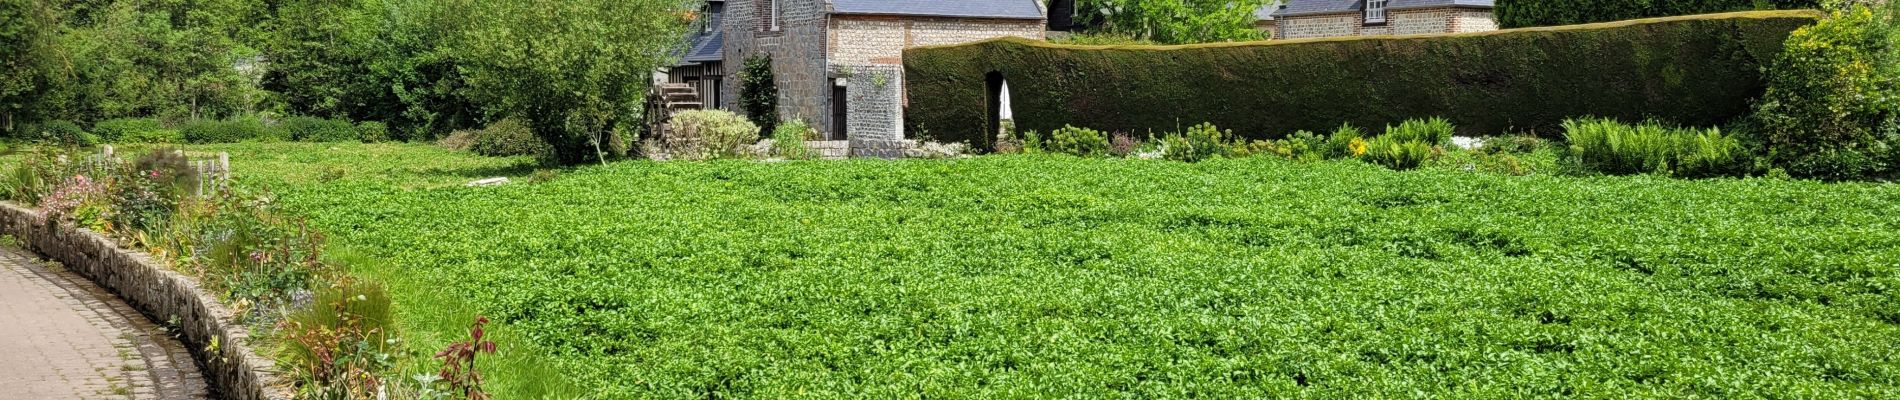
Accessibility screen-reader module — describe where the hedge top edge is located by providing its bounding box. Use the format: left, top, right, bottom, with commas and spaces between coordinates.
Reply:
906, 10, 1826, 53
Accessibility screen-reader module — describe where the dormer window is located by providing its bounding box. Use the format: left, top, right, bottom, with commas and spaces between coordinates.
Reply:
1365, 0, 1387, 24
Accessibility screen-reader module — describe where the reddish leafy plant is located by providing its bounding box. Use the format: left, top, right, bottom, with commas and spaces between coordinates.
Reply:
436, 316, 499, 400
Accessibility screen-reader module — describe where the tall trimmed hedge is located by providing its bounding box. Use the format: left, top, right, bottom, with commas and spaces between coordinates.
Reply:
1496, 0, 1820, 28
904, 11, 1821, 150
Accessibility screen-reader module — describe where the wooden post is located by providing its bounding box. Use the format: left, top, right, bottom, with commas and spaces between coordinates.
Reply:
218, 152, 230, 181
102, 145, 114, 158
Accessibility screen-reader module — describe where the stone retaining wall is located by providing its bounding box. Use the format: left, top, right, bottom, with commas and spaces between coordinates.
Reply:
0, 202, 291, 400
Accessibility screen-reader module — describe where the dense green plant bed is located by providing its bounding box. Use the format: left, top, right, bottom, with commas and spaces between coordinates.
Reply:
905, 11, 1821, 150
196, 143, 1900, 398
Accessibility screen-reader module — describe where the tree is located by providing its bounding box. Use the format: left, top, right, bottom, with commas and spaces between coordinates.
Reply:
449, 0, 694, 164
1074, 0, 1268, 44
0, 0, 61, 133
737, 54, 779, 137
45, 0, 270, 124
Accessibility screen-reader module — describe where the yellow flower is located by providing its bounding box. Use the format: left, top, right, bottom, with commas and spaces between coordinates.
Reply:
1349, 138, 1369, 157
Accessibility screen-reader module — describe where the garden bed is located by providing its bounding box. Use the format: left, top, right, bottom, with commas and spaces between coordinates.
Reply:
0, 202, 292, 400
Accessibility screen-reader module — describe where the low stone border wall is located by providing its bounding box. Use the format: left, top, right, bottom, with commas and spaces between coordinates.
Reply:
0, 202, 292, 400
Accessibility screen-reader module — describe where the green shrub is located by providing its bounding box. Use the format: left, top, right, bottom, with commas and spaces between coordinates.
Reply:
355, 121, 390, 143
1162, 123, 1233, 162
738, 55, 779, 136
1271, 130, 1327, 161
285, 116, 359, 142
30, 120, 98, 147
469, 118, 552, 158
1383, 117, 1455, 147
1496, 0, 1821, 28
1047, 125, 1110, 157
1021, 130, 1044, 153
771, 119, 816, 159
1482, 134, 1549, 155
121, 129, 184, 144
1748, 2, 1899, 180
905, 12, 1820, 150
1325, 124, 1365, 158
1364, 135, 1436, 170
660, 110, 760, 160
1563, 118, 1751, 177
181, 117, 287, 144
93, 118, 164, 143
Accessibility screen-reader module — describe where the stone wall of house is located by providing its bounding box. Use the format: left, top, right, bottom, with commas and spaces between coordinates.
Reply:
722, 0, 831, 129
1452, 10, 1498, 33
843, 64, 904, 141
1277, 7, 1497, 39
828, 16, 1044, 141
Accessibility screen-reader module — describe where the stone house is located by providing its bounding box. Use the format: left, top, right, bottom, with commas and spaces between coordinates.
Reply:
1266, 0, 1497, 39
665, 1, 730, 110
675, 0, 1047, 144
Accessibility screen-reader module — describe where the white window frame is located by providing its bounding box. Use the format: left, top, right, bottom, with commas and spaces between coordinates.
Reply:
768, 0, 780, 31
1365, 0, 1388, 24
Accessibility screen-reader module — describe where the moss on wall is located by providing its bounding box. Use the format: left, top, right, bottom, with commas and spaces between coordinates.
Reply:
904, 11, 1822, 150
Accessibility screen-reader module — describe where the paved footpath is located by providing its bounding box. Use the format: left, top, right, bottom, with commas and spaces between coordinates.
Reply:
0, 246, 209, 400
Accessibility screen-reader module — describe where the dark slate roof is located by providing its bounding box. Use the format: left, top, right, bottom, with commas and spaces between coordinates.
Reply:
675, 3, 725, 66
1273, 0, 1492, 18
684, 31, 724, 63
830, 0, 1044, 20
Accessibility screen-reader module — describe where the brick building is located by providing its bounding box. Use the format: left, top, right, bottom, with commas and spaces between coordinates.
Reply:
672, 0, 1046, 143
1265, 0, 1496, 39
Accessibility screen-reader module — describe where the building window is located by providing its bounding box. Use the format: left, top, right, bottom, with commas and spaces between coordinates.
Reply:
1365, 0, 1387, 24
758, 0, 779, 32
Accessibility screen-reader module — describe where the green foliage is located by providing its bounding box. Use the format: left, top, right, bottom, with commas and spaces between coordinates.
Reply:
181, 117, 287, 144
93, 118, 163, 142
469, 118, 552, 159
1748, 2, 1900, 180
1563, 118, 1752, 177
1325, 124, 1365, 158
771, 119, 816, 160
281, 280, 396, 400
122, 129, 184, 144
1048, 32, 1158, 46
1383, 117, 1456, 147
905, 12, 1820, 150
355, 121, 390, 143
0, 0, 62, 135
738, 54, 781, 135
1047, 125, 1110, 156
1496, 0, 1821, 28
1363, 135, 1436, 170
1162, 122, 1233, 162
1072, 0, 1269, 44
1482, 134, 1550, 155
451, 0, 693, 164
204, 142, 1900, 398
284, 116, 359, 142
44, 0, 275, 125
29, 120, 100, 147
659, 109, 760, 160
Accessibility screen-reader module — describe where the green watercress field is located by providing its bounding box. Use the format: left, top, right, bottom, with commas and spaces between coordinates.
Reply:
203, 143, 1899, 398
